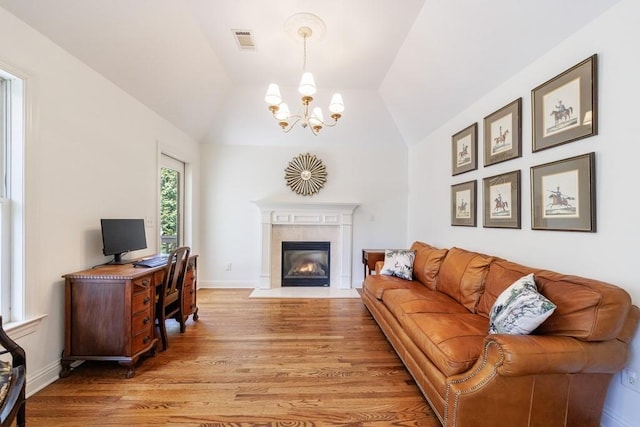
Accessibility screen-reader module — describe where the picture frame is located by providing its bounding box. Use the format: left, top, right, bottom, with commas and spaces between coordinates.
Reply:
483, 170, 521, 229
531, 152, 596, 232
532, 54, 598, 152
451, 180, 477, 227
451, 123, 478, 176
483, 98, 522, 166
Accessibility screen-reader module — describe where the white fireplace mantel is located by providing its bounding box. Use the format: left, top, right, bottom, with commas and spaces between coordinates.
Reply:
253, 200, 359, 289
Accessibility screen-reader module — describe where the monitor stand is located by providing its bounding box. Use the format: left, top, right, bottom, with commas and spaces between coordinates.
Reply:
107, 252, 129, 265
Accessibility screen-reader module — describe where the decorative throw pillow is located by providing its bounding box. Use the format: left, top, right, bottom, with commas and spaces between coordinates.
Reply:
379, 249, 416, 281
489, 273, 556, 335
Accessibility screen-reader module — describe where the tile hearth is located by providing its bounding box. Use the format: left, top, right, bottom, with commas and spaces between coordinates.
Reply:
250, 287, 360, 299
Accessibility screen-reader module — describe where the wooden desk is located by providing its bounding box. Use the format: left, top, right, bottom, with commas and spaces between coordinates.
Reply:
362, 249, 386, 277
60, 255, 198, 378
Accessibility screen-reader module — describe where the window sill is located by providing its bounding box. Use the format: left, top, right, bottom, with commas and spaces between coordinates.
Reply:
5, 314, 47, 340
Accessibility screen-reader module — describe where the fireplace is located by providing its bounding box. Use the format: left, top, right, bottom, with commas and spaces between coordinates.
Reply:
254, 200, 358, 289
281, 241, 330, 287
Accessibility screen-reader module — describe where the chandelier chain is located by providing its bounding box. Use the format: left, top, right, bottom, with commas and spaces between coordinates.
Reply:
302, 33, 308, 72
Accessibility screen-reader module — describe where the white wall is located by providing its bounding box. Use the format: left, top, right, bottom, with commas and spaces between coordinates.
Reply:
0, 8, 201, 394
199, 143, 408, 288
3, 0, 637, 423
407, 1, 640, 425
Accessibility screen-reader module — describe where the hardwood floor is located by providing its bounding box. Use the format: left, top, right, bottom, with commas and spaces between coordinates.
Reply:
28, 289, 439, 426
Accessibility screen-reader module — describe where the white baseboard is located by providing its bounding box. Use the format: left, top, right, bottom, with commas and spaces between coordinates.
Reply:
26, 358, 63, 397
601, 406, 634, 427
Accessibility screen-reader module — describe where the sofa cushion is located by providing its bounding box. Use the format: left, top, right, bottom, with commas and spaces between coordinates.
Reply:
401, 312, 488, 376
479, 259, 633, 341
488, 273, 556, 334
380, 249, 416, 280
410, 242, 448, 290
477, 259, 537, 318
437, 247, 493, 312
363, 274, 425, 300
382, 287, 469, 323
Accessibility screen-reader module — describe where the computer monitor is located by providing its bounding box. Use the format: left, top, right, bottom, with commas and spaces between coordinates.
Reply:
100, 218, 147, 264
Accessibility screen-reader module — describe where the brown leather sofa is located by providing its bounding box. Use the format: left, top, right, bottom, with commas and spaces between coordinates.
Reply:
361, 241, 640, 427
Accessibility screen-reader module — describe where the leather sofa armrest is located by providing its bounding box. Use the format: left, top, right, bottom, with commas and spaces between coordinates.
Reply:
445, 335, 624, 427
484, 334, 629, 376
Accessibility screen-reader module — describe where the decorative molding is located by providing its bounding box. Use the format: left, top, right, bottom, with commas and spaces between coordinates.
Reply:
253, 200, 358, 290
6, 314, 47, 340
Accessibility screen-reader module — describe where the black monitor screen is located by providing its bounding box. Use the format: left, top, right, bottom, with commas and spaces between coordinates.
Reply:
101, 218, 147, 264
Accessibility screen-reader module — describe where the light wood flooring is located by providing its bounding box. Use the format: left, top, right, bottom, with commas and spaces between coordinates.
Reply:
27, 288, 439, 426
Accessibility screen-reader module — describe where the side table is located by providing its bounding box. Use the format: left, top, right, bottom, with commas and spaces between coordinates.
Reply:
362, 249, 386, 277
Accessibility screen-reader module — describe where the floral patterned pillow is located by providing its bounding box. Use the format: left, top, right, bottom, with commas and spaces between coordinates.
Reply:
379, 249, 416, 280
489, 273, 556, 335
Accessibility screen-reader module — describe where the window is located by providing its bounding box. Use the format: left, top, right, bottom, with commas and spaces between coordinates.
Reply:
159, 154, 184, 254
0, 69, 25, 322
0, 77, 7, 317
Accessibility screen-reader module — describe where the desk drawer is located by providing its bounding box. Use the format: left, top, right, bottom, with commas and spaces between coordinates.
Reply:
132, 329, 154, 354
182, 284, 196, 314
185, 270, 194, 285
132, 312, 152, 333
133, 275, 153, 290
132, 288, 152, 315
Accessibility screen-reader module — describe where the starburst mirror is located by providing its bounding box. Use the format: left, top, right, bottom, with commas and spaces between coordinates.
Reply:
284, 153, 327, 196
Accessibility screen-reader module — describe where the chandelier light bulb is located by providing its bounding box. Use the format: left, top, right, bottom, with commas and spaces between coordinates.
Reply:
264, 83, 282, 105
275, 102, 290, 121
298, 72, 317, 96
329, 93, 345, 114
310, 107, 324, 125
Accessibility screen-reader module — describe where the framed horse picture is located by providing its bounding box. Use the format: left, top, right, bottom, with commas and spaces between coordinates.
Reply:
483, 170, 521, 229
451, 123, 478, 176
483, 98, 522, 166
451, 180, 477, 227
530, 153, 596, 232
532, 54, 597, 152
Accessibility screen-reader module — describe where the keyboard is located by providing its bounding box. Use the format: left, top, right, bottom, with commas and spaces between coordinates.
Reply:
133, 255, 170, 268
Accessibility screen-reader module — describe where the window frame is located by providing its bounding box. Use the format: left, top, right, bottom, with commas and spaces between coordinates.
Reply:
0, 76, 9, 317
0, 68, 26, 323
159, 154, 185, 254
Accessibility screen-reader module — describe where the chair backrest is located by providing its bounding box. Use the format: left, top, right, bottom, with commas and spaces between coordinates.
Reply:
161, 246, 191, 300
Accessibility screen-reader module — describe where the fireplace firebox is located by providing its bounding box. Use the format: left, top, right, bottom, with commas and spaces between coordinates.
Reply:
281, 241, 330, 287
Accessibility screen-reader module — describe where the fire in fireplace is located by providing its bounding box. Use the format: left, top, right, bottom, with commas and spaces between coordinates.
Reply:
281, 241, 330, 287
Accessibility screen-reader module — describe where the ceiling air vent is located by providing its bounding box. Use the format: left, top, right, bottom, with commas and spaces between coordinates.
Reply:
232, 29, 255, 50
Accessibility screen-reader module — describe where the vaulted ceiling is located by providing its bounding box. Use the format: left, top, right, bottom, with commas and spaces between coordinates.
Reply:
0, 0, 621, 146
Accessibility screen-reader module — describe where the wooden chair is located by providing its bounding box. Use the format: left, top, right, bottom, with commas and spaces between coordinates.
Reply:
0, 316, 25, 427
155, 246, 191, 351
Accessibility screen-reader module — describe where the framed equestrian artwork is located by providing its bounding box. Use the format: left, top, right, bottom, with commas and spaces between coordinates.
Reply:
483, 98, 522, 166
451, 180, 477, 227
451, 123, 478, 176
530, 152, 596, 232
483, 170, 521, 229
532, 54, 598, 152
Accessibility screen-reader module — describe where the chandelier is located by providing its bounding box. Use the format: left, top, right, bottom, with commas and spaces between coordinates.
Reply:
264, 17, 344, 135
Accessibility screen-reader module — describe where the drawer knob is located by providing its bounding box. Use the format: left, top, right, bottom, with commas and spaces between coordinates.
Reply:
143, 296, 151, 305
142, 279, 150, 286
143, 316, 150, 325
143, 336, 150, 344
